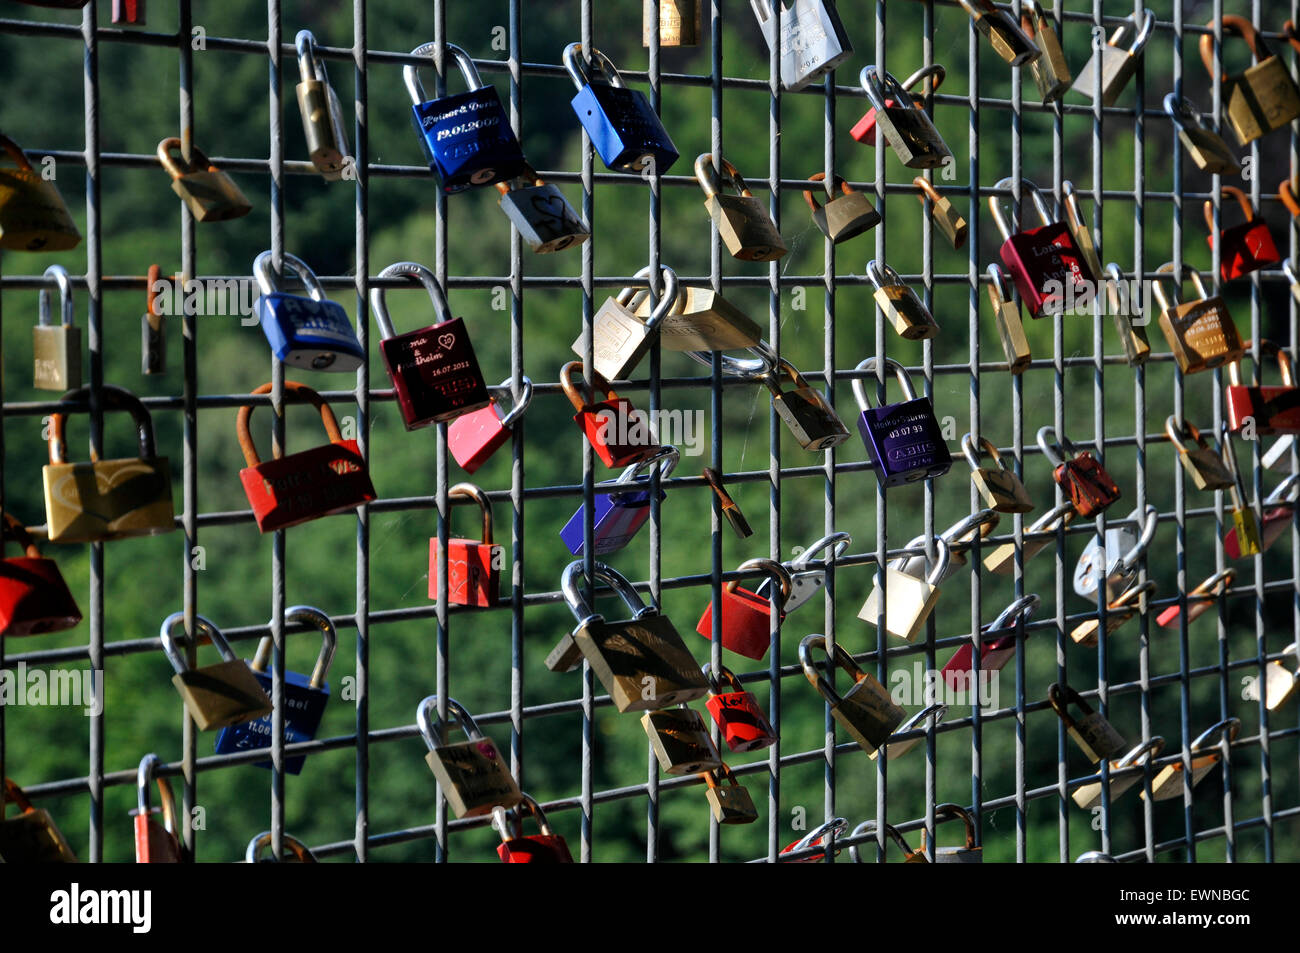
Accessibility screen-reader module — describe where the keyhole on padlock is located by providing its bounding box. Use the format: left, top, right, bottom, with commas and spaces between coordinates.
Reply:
311, 353, 337, 369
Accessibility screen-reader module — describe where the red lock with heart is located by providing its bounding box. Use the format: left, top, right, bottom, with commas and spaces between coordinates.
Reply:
494, 793, 573, 863
447, 376, 532, 474
1204, 186, 1280, 282
561, 361, 660, 469
132, 753, 182, 863
430, 482, 502, 608
1225, 341, 1300, 436
696, 558, 792, 660
990, 178, 1096, 318
0, 512, 81, 637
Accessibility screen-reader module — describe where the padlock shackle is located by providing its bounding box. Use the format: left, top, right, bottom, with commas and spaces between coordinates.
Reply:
369, 260, 453, 341
1280, 179, 1300, 220
1164, 414, 1211, 455
961, 433, 1006, 473
416, 694, 484, 751
1061, 180, 1092, 243
615, 264, 680, 333
1218, 420, 1250, 510
1116, 8, 1156, 55
295, 29, 328, 85
616, 444, 679, 492
253, 250, 329, 301
251, 605, 338, 689
786, 816, 848, 857
559, 361, 621, 412
859, 66, 911, 117
864, 258, 907, 294
159, 611, 234, 675
893, 702, 947, 737
492, 792, 554, 843
913, 175, 947, 208
702, 762, 741, 791
1288, 20, 1300, 56
1188, 568, 1236, 600
1117, 504, 1159, 571
929, 802, 977, 852
1047, 681, 1094, 727
560, 559, 652, 629
694, 152, 753, 200
1162, 93, 1209, 137
987, 593, 1041, 633
789, 531, 853, 571
562, 42, 626, 92
1200, 15, 1274, 81
4, 777, 38, 816
1189, 716, 1242, 754
1, 511, 42, 559
1151, 261, 1212, 314
1265, 472, 1300, 506
899, 63, 946, 97
1108, 578, 1156, 611
236, 381, 344, 469
802, 171, 856, 213
985, 262, 1016, 307
156, 137, 217, 180
1103, 262, 1138, 316
988, 177, 1055, 241
446, 481, 495, 546
245, 831, 316, 863
798, 634, 866, 708
725, 557, 793, 608
1034, 424, 1074, 468
852, 355, 916, 412
48, 384, 159, 466
146, 264, 163, 319
940, 509, 1000, 549
490, 375, 533, 428
0, 132, 35, 172
404, 42, 483, 106
1028, 500, 1076, 535
685, 337, 780, 381
702, 661, 748, 698
1114, 735, 1165, 769
1225, 339, 1295, 389
135, 752, 178, 836
1203, 185, 1258, 235
37, 263, 75, 328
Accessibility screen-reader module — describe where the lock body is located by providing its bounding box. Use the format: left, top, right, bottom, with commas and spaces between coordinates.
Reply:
859, 566, 941, 642
644, 0, 701, 46
571, 83, 679, 174
641, 707, 723, 775
705, 193, 787, 261
425, 737, 522, 818
705, 689, 776, 752
696, 585, 778, 660
171, 661, 273, 732
498, 183, 588, 254
448, 400, 513, 474
857, 398, 952, 487
214, 668, 329, 774
999, 222, 1094, 318
33, 324, 81, 392
0, 555, 82, 637
239, 441, 376, 533
43, 457, 174, 543
750, 0, 853, 91
571, 613, 709, 713
560, 483, 663, 556
411, 86, 526, 192
257, 292, 365, 373
380, 317, 490, 428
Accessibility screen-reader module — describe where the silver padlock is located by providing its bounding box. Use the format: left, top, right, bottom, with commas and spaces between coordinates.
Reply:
32, 264, 81, 392
754, 532, 852, 614
750, 0, 853, 92
1073, 504, 1157, 601
858, 536, 951, 642
894, 509, 999, 583
1074, 8, 1155, 107
295, 30, 350, 180
496, 168, 589, 254
574, 265, 679, 382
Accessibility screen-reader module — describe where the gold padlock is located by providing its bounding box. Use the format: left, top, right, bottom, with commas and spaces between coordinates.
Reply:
1062, 182, 1104, 283
914, 176, 967, 249
1071, 736, 1165, 810
1165, 416, 1234, 491
1, 778, 78, 863
295, 30, 351, 180
987, 263, 1031, 374
695, 153, 787, 262
701, 764, 758, 824
1220, 421, 1263, 557
1142, 718, 1240, 802
157, 137, 253, 222
1264, 642, 1299, 710
799, 635, 905, 756
859, 537, 950, 642
1104, 262, 1151, 367
803, 172, 881, 244
1163, 94, 1241, 175
641, 704, 723, 775
1152, 262, 1245, 374
868, 259, 939, 340
0, 132, 81, 252
1201, 15, 1300, 146
1020, 0, 1071, 103
922, 803, 982, 863
160, 612, 272, 732
418, 695, 522, 818
32, 264, 82, 393
848, 819, 928, 863
644, 0, 700, 46
963, 434, 1033, 514
984, 500, 1075, 575
956, 0, 1041, 67
1049, 682, 1128, 764
576, 264, 680, 382
1070, 580, 1156, 648
631, 281, 763, 352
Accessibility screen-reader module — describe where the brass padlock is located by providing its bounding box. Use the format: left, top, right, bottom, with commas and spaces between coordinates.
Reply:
963, 434, 1034, 514
1071, 737, 1165, 810
642, 705, 723, 775
496, 168, 589, 254
1062, 182, 1104, 285
156, 137, 252, 222
984, 500, 1075, 575
1200, 15, 1300, 146
142, 264, 166, 375
1021, 0, 1071, 103
575, 264, 680, 382
295, 30, 351, 180
631, 284, 762, 352
160, 612, 272, 732
1166, 416, 1234, 491
32, 264, 82, 392
858, 537, 950, 642
1075, 8, 1155, 107
1142, 718, 1240, 802
702, 764, 757, 824
644, 0, 700, 46
868, 259, 939, 340
922, 803, 982, 863
695, 153, 787, 261
417, 695, 523, 818
859, 65, 953, 169
848, 820, 927, 863
245, 831, 317, 863
799, 635, 905, 756
0, 132, 81, 252
1, 778, 77, 863
987, 263, 1031, 374
957, 0, 1041, 67
915, 176, 967, 249
871, 702, 945, 762
702, 467, 753, 538
1070, 580, 1156, 648
1220, 421, 1262, 557
1156, 569, 1235, 629
1048, 682, 1128, 763
1103, 262, 1150, 367
759, 357, 851, 452
1163, 94, 1241, 176
1264, 642, 1299, 710
1152, 262, 1245, 374
802, 172, 880, 244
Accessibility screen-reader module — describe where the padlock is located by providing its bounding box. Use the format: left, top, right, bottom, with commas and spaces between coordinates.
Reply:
990, 178, 1096, 318
987, 263, 1031, 374
1072, 504, 1157, 601
984, 501, 1076, 575
963, 434, 1033, 514
803, 172, 880, 244
1037, 425, 1121, 518
1021, 0, 1071, 103
703, 662, 776, 752
132, 753, 181, 863
644, 0, 700, 47
1229, 474, 1300, 560
1156, 569, 1234, 629
1142, 718, 1240, 802
1226, 341, 1300, 435
237, 381, 376, 532
563, 43, 679, 174
782, 817, 848, 863
431, 483, 502, 606
695, 153, 786, 261
295, 30, 351, 180
957, 0, 1041, 67
496, 168, 589, 254
160, 611, 273, 732
915, 175, 967, 249
922, 803, 982, 863
43, 385, 175, 543
858, 537, 951, 642
703, 467, 753, 539
1220, 421, 1263, 558
1103, 262, 1151, 367
642, 704, 723, 775
696, 558, 791, 661
1163, 94, 1241, 176
370, 260, 490, 427
750, 0, 853, 91
1151, 262, 1244, 375
0, 132, 81, 252
1262, 433, 1297, 474
213, 605, 337, 774
867, 259, 939, 340
556, 561, 709, 711
1200, 15, 1300, 147
448, 376, 532, 474
32, 264, 81, 392
631, 284, 763, 352
245, 832, 317, 863
760, 356, 850, 451
941, 594, 1040, 691
561, 361, 661, 469
851, 64, 945, 147
872, 702, 946, 762
0, 512, 81, 637
754, 531, 852, 613
493, 794, 573, 863
1062, 181, 1103, 284
893, 510, 999, 584
1166, 416, 1234, 491
142, 264, 166, 375
254, 251, 363, 373
1071, 737, 1165, 810
847, 820, 926, 864
702, 764, 758, 825
112, 0, 143, 25
1204, 186, 1281, 282
859, 66, 952, 169
1074, 8, 1154, 107
852, 357, 952, 487
417, 695, 522, 818
573, 264, 680, 381
1070, 580, 1156, 648
0, 778, 77, 863
1264, 642, 1299, 711
1048, 682, 1128, 763
560, 445, 678, 556
800, 634, 904, 754
156, 137, 252, 222
405, 42, 527, 191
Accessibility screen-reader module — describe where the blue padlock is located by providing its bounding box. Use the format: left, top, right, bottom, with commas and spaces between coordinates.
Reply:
253, 251, 364, 372
563, 43, 679, 175
214, 605, 336, 775
405, 42, 527, 192
560, 445, 678, 556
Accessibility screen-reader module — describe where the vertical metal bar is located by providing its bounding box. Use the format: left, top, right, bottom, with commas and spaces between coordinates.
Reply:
432, 0, 450, 864
646, 0, 663, 867
578, 0, 596, 865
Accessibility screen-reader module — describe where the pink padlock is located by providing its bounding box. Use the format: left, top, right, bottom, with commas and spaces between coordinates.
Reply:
1157, 569, 1235, 628
447, 376, 532, 474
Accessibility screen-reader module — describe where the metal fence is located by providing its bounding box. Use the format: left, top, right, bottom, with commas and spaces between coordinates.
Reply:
1, 0, 1298, 864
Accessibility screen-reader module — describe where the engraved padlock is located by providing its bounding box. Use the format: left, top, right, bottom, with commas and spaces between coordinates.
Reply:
799, 635, 905, 756
32, 264, 81, 392
574, 264, 680, 382
1048, 682, 1128, 763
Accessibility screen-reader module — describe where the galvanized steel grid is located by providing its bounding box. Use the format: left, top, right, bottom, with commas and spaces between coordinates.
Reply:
0, 0, 1298, 863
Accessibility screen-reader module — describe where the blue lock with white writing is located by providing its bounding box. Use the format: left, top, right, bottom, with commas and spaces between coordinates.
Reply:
253, 251, 364, 373
214, 605, 336, 775
560, 446, 677, 556
405, 42, 527, 193
563, 43, 679, 175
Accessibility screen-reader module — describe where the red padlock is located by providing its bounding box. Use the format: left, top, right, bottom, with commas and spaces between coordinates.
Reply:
430, 483, 501, 608
494, 794, 573, 863
695, 558, 792, 660
850, 64, 945, 145
1227, 474, 1298, 559
237, 381, 377, 533
941, 594, 1040, 691
1204, 186, 1280, 282
561, 361, 660, 469
1226, 341, 1300, 436
0, 512, 80, 637
112, 0, 144, 24
1157, 569, 1234, 628
780, 816, 847, 863
1038, 425, 1121, 518
447, 376, 532, 474
990, 178, 1095, 318
133, 753, 181, 863
703, 662, 776, 752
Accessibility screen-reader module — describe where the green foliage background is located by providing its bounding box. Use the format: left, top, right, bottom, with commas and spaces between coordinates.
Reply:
1, 0, 1296, 863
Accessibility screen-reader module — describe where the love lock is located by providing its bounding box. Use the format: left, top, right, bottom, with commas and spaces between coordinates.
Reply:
1073, 504, 1158, 601
754, 531, 852, 614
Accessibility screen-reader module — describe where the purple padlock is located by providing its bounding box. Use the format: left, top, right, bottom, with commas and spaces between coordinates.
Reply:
560, 446, 678, 556
852, 356, 951, 488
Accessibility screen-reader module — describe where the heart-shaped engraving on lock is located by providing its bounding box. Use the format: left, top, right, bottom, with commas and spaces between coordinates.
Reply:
437, 333, 456, 350
529, 193, 569, 227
